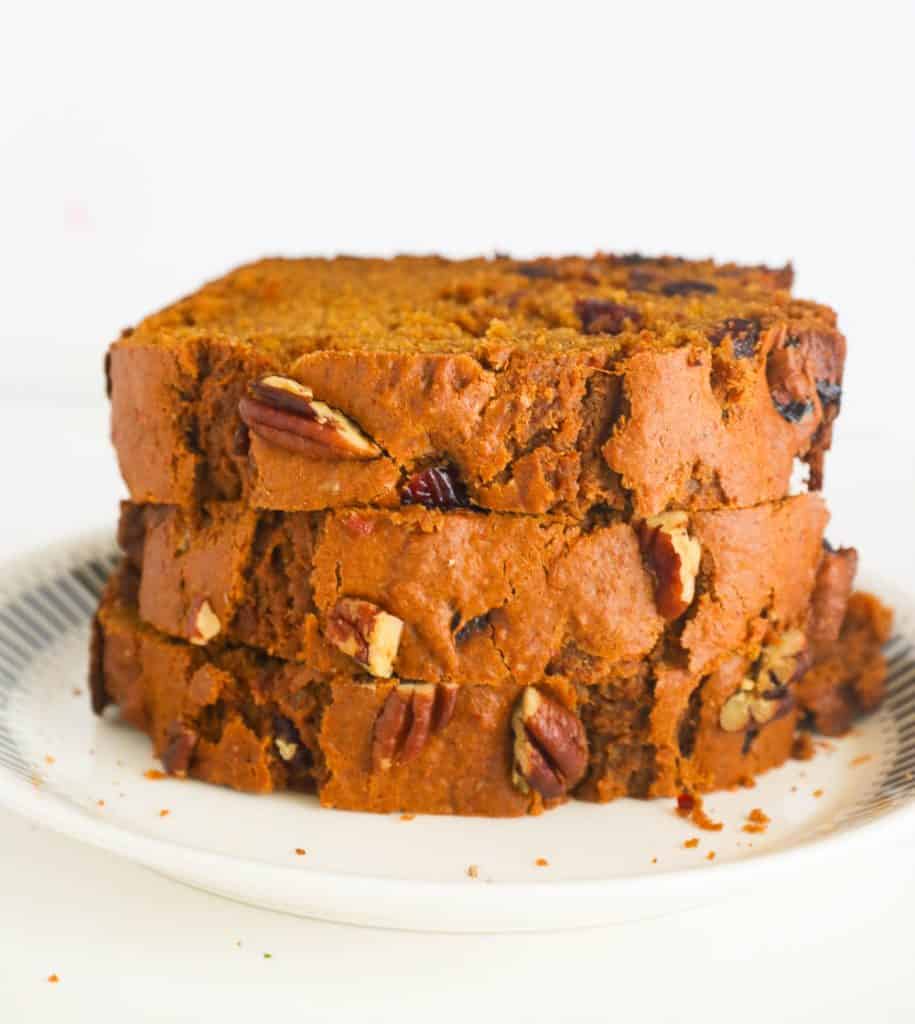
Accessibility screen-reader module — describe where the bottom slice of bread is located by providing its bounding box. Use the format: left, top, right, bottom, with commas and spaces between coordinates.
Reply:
90, 578, 892, 817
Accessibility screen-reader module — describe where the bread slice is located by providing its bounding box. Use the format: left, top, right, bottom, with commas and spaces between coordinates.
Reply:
107, 254, 845, 516
118, 494, 828, 686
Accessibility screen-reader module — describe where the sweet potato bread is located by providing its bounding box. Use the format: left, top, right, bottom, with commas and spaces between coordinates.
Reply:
117, 494, 828, 685
107, 254, 845, 517
90, 567, 891, 817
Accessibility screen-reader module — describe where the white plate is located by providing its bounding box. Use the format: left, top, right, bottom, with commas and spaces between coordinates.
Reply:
1, 532, 914, 932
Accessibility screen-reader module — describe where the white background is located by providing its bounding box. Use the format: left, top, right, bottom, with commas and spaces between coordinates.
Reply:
1, 1, 914, 1020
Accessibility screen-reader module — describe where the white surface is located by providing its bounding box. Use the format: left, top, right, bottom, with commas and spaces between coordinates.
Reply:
3, 538, 912, 931
1, 0, 915, 1018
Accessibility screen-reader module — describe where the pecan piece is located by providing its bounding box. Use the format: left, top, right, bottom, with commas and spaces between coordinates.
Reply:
808, 545, 858, 658
326, 598, 404, 677
511, 687, 587, 799
638, 511, 702, 620
238, 375, 381, 460
273, 715, 310, 773
719, 630, 807, 733
188, 598, 221, 646
371, 683, 458, 771
400, 464, 469, 509
161, 722, 198, 777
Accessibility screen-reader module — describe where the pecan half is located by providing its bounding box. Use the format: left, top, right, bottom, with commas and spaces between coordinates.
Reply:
188, 598, 221, 646
371, 683, 458, 771
325, 598, 404, 677
511, 687, 587, 799
238, 375, 381, 460
719, 630, 807, 733
161, 722, 198, 776
638, 511, 702, 620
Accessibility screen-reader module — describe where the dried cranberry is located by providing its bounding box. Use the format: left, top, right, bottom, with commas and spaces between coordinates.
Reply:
401, 465, 469, 510
575, 298, 641, 336
660, 279, 718, 297
676, 792, 695, 814
516, 262, 559, 280
454, 612, 491, 644
816, 379, 842, 406
627, 269, 655, 291
710, 317, 761, 358
773, 398, 814, 423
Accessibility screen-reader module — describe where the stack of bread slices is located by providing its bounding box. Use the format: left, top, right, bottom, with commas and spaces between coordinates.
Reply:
90, 254, 891, 816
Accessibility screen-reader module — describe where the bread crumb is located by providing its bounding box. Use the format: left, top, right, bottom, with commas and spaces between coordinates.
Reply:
97, 799, 105, 808
742, 808, 770, 834
683, 838, 699, 849
791, 733, 815, 761
400, 813, 416, 821
159, 809, 170, 817
815, 739, 835, 753
813, 788, 824, 798
706, 851, 716, 861
651, 857, 658, 864
850, 754, 873, 768
47, 974, 59, 984
72, 688, 83, 697
675, 793, 723, 831
44, 755, 55, 765
466, 864, 479, 879
295, 848, 306, 856
534, 857, 549, 867
144, 769, 166, 780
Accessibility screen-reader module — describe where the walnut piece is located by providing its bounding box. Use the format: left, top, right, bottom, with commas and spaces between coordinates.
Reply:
371, 683, 458, 772
719, 629, 807, 733
638, 511, 702, 620
188, 598, 221, 646
326, 598, 404, 677
238, 375, 381, 460
511, 687, 587, 799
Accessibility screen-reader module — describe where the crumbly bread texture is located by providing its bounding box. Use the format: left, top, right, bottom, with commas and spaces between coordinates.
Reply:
118, 494, 828, 686
90, 566, 891, 817
107, 254, 845, 517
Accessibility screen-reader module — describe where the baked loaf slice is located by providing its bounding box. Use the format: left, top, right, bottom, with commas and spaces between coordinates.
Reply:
118, 494, 828, 685
91, 564, 891, 816
107, 255, 845, 517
